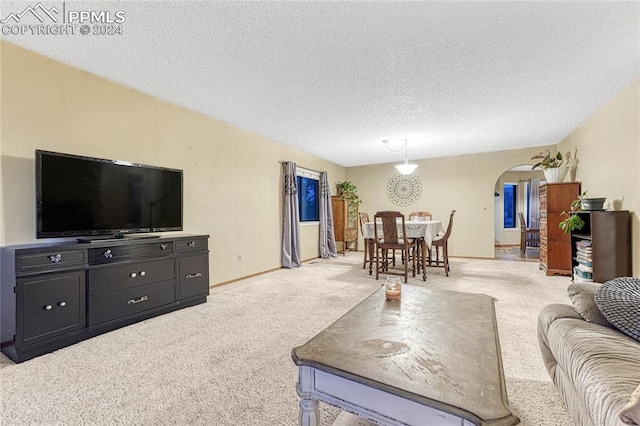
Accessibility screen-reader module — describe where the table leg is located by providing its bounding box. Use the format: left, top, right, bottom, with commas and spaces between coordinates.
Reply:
368, 239, 374, 275
421, 240, 427, 281
299, 398, 319, 426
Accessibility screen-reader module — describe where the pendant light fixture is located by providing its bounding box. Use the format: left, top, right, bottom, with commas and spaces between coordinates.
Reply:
382, 139, 418, 175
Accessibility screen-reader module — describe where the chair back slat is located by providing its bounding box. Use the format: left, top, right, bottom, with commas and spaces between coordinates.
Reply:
409, 211, 433, 221
381, 216, 399, 244
358, 212, 370, 236
518, 212, 527, 229
374, 211, 406, 246
443, 210, 456, 239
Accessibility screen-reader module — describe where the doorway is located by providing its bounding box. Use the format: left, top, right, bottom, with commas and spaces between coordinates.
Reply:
494, 165, 544, 261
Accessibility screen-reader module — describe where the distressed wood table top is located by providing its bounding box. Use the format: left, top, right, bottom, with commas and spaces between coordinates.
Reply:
292, 285, 519, 425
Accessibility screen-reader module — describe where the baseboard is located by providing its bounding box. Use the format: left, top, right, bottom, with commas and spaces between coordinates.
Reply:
210, 253, 502, 289
210, 257, 322, 288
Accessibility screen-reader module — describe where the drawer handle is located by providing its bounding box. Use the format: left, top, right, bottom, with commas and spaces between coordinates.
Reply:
187, 241, 196, 248
186, 272, 202, 279
160, 244, 169, 250
130, 272, 137, 278
48, 254, 62, 263
127, 295, 149, 305
44, 302, 66, 310
139, 271, 146, 277
103, 249, 113, 258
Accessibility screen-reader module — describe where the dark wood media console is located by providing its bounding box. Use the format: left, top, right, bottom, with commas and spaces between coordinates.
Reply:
1, 234, 209, 363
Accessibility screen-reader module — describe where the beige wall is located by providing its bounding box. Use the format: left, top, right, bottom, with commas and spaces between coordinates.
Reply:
346, 146, 556, 259
557, 78, 640, 275
0, 42, 346, 284
349, 79, 639, 273
2, 42, 638, 280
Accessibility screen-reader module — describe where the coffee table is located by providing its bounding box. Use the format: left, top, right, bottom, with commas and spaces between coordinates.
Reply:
291, 285, 520, 426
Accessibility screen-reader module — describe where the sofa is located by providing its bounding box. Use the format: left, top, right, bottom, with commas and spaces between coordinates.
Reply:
537, 279, 640, 426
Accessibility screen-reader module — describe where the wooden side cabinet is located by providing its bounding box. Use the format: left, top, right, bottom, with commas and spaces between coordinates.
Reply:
331, 196, 358, 255
539, 182, 581, 276
571, 211, 631, 283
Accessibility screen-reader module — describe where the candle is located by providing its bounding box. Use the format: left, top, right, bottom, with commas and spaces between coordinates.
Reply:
385, 277, 402, 301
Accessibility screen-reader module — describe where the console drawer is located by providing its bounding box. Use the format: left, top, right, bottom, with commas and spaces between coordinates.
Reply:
88, 279, 175, 326
17, 250, 87, 273
88, 259, 175, 296
174, 238, 208, 253
89, 242, 173, 264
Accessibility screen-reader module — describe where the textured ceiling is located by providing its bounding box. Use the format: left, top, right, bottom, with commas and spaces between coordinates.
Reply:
2, 1, 639, 167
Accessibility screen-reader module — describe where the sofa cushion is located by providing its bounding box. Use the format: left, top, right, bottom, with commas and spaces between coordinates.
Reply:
620, 384, 640, 425
595, 277, 640, 342
567, 283, 612, 327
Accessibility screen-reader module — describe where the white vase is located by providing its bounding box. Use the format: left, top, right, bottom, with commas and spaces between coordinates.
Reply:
543, 167, 567, 183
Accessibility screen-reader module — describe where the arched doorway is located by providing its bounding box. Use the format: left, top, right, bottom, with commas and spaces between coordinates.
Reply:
494, 165, 544, 260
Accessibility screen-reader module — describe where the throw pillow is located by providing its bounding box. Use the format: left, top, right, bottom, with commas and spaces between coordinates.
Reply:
620, 383, 640, 425
567, 283, 612, 327
595, 277, 640, 342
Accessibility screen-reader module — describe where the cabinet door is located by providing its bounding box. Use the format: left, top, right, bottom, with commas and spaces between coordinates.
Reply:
177, 254, 209, 299
347, 202, 358, 230
591, 211, 632, 283
17, 271, 86, 347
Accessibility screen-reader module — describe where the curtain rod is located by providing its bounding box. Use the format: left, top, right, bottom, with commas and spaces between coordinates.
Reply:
279, 161, 321, 175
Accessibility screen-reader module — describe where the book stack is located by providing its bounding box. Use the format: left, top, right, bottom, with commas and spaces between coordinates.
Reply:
574, 240, 593, 282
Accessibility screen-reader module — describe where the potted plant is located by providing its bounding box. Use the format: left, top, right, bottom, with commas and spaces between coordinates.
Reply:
559, 192, 587, 234
335, 181, 361, 204
531, 150, 567, 183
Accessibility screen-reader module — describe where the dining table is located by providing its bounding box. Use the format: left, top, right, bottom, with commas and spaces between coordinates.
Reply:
362, 220, 444, 280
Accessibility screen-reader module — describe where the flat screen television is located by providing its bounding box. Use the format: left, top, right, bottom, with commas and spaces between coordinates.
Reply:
36, 150, 183, 239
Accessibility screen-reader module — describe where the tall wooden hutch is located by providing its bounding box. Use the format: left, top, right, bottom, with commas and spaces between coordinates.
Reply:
539, 182, 581, 276
331, 196, 358, 255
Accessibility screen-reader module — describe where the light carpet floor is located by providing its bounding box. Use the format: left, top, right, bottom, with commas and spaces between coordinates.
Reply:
0, 254, 573, 425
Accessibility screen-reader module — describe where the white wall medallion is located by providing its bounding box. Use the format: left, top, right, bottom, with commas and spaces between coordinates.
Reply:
386, 174, 422, 206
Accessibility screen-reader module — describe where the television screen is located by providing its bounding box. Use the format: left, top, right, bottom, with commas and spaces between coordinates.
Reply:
36, 150, 183, 239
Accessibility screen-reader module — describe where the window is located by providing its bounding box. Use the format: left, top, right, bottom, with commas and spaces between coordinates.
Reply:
503, 183, 517, 229
296, 168, 319, 222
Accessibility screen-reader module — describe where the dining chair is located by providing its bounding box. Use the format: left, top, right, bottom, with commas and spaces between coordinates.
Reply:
374, 211, 416, 283
358, 212, 372, 270
428, 210, 456, 276
519, 212, 540, 257
360, 212, 396, 274
408, 211, 433, 221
